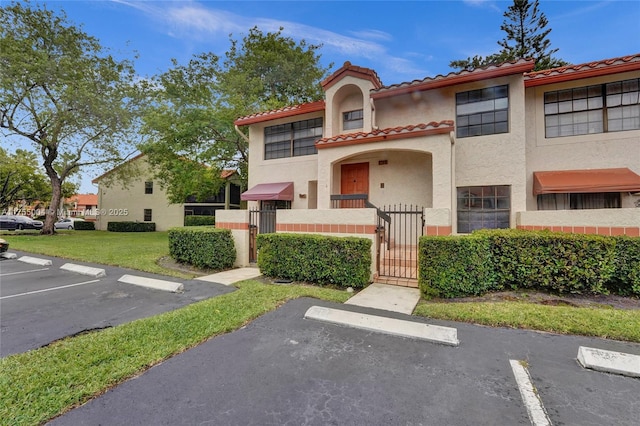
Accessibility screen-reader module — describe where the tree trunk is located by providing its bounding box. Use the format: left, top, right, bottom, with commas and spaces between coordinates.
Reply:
42, 172, 62, 235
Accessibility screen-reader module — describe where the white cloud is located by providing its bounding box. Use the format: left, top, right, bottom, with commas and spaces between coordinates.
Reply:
462, 0, 501, 12
348, 29, 393, 42
110, 0, 425, 82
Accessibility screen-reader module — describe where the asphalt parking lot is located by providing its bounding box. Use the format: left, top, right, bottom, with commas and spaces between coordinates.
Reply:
49, 297, 640, 426
0, 251, 233, 357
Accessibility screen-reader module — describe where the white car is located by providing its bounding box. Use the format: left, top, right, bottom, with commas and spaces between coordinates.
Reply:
54, 218, 84, 230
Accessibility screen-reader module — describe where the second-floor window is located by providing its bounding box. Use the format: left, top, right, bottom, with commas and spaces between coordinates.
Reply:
264, 117, 323, 160
456, 85, 509, 138
343, 109, 363, 130
145, 181, 153, 194
544, 78, 640, 138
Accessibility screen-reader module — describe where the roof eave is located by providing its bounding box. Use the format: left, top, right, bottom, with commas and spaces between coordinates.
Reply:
234, 101, 325, 126
371, 61, 534, 100
524, 61, 640, 88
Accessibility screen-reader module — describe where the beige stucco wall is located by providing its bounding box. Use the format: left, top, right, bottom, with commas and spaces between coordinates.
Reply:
517, 209, 640, 227
277, 208, 378, 279
216, 210, 250, 267
424, 208, 451, 226
370, 74, 529, 231
324, 76, 376, 136
524, 70, 640, 211
453, 75, 528, 231
95, 158, 184, 232
317, 133, 453, 210
327, 150, 433, 208
243, 64, 639, 234
246, 111, 323, 210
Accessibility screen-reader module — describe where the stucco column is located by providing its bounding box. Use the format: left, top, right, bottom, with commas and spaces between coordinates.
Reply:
317, 150, 332, 209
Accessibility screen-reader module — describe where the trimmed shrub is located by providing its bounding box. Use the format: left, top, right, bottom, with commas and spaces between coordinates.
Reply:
74, 220, 95, 231
609, 236, 640, 296
419, 234, 496, 298
485, 229, 616, 295
418, 229, 633, 298
257, 233, 371, 288
168, 226, 235, 270
107, 221, 156, 232
184, 215, 215, 227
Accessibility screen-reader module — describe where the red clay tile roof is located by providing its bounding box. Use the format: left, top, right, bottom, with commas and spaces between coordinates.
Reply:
371, 59, 535, 99
66, 194, 98, 206
524, 54, 640, 87
321, 61, 383, 90
315, 121, 454, 149
234, 100, 325, 126
220, 169, 236, 179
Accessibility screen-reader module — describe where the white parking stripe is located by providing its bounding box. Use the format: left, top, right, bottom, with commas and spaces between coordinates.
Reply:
0, 279, 101, 300
0, 268, 50, 277
510, 359, 552, 426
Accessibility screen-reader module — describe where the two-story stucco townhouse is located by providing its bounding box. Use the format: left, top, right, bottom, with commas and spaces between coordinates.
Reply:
225, 54, 640, 284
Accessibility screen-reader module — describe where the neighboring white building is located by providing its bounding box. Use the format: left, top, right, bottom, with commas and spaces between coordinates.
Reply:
92, 155, 241, 231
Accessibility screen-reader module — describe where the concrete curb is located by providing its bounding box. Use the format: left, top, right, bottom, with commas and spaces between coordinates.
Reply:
577, 346, 640, 378
304, 305, 459, 346
118, 274, 184, 293
18, 256, 52, 266
60, 263, 106, 278
1, 252, 17, 259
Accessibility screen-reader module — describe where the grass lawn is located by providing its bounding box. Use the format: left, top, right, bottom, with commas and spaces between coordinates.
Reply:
414, 301, 640, 343
0, 281, 350, 426
2, 229, 639, 425
2, 230, 193, 278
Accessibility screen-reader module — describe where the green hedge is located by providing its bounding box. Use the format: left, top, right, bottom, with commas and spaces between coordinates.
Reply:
419, 229, 638, 298
168, 226, 235, 270
257, 233, 371, 288
419, 234, 497, 298
107, 222, 156, 232
609, 236, 640, 296
184, 215, 216, 226
486, 229, 616, 295
74, 221, 95, 231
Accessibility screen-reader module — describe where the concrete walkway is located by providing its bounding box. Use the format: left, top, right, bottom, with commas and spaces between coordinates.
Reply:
345, 282, 421, 315
196, 269, 420, 315
195, 267, 262, 285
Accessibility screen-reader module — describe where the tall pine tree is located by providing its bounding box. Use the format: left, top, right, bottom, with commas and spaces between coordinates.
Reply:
450, 0, 567, 71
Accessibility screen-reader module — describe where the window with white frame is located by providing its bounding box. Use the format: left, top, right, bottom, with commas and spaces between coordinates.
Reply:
264, 118, 322, 160
456, 85, 509, 138
544, 78, 640, 138
343, 109, 363, 130
457, 185, 510, 233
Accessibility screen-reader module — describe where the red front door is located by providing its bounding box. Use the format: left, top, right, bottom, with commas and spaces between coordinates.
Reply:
341, 162, 369, 207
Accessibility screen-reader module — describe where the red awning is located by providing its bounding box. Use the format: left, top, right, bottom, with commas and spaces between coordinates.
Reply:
241, 182, 294, 201
533, 168, 640, 195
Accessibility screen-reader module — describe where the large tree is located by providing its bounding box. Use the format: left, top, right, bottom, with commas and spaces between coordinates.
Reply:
140, 27, 330, 202
0, 147, 77, 214
450, 0, 567, 71
0, 1, 140, 233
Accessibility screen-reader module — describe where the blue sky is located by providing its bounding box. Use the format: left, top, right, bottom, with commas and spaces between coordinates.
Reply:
17, 1, 640, 192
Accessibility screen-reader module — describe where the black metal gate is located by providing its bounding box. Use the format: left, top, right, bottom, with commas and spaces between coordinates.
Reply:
377, 205, 424, 280
249, 207, 276, 263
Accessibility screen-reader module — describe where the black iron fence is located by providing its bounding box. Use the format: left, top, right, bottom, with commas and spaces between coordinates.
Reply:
248, 207, 277, 263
